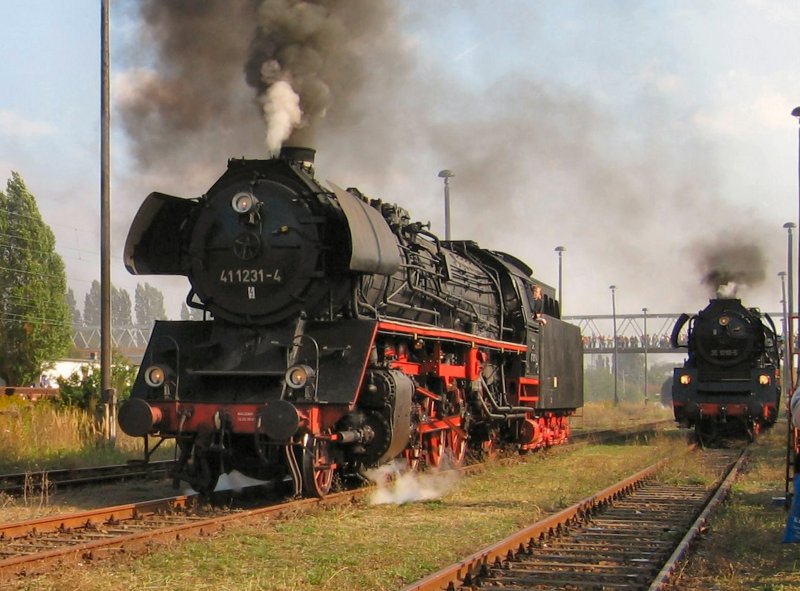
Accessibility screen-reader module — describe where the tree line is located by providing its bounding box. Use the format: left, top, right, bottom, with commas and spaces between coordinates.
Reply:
69, 280, 170, 328
68, 280, 203, 327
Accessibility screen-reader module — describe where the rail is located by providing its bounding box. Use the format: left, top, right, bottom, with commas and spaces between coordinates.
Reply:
402, 446, 746, 591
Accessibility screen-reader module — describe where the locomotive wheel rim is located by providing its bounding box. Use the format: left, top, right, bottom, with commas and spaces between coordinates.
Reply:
302, 436, 334, 497
404, 446, 421, 472
426, 434, 445, 468
445, 390, 468, 467
481, 434, 499, 460
446, 427, 467, 467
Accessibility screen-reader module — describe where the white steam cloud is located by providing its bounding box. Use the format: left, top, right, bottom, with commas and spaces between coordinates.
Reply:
367, 461, 460, 505
716, 281, 739, 298
261, 79, 303, 155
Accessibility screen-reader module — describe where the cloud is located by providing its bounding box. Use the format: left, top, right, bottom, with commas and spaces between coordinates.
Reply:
0, 110, 54, 138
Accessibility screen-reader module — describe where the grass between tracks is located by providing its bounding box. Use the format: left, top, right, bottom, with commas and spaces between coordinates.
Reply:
572, 400, 673, 430
671, 425, 800, 591
11, 433, 701, 591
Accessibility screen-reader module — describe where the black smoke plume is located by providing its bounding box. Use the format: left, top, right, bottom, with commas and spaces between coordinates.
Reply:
694, 236, 767, 298
115, 1, 782, 314
118, 0, 403, 167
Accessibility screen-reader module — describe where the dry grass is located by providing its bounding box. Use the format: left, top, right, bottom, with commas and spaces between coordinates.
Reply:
0, 397, 176, 523
571, 400, 674, 430
0, 398, 161, 473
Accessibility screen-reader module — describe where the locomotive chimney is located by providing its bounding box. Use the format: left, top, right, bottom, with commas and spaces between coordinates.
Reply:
279, 146, 316, 167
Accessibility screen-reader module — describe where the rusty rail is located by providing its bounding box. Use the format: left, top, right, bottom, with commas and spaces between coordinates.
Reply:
402, 459, 669, 590
648, 449, 748, 590
402, 447, 744, 591
0, 489, 362, 582
0, 460, 175, 496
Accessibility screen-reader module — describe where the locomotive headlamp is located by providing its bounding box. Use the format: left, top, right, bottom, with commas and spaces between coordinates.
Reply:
679, 374, 692, 385
285, 364, 316, 389
143, 365, 167, 388
758, 374, 771, 386
231, 191, 259, 214
718, 316, 730, 326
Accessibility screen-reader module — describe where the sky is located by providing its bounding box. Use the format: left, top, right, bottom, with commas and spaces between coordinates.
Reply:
1, 0, 799, 322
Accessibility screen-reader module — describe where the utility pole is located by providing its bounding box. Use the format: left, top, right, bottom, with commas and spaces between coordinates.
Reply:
642, 307, 648, 406
100, 0, 116, 443
610, 284, 618, 406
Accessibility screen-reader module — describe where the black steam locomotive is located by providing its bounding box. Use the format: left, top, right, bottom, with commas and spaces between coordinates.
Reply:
118, 148, 583, 497
670, 298, 781, 443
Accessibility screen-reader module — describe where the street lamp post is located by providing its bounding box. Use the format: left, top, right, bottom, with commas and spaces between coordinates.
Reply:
780, 270, 795, 502
780, 272, 789, 407
791, 108, 800, 486
785, 222, 796, 390
610, 285, 618, 406
438, 169, 455, 241
555, 246, 565, 313
793, 107, 800, 298
792, 106, 800, 393
642, 307, 648, 406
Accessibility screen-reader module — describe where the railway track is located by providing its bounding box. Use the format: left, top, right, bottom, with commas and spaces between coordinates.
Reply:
0, 486, 365, 583
0, 421, 680, 584
0, 420, 673, 498
0, 460, 174, 496
402, 446, 746, 591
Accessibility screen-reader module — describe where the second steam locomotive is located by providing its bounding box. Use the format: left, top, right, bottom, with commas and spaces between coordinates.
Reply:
118, 147, 583, 497
670, 297, 781, 443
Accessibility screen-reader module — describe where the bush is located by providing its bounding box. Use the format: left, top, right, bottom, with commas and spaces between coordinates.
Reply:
56, 352, 137, 413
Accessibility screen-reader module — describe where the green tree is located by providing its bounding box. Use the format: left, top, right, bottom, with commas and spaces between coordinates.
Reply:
135, 282, 166, 326
83, 280, 101, 327
67, 288, 82, 326
0, 172, 72, 385
112, 285, 133, 326
84, 281, 136, 326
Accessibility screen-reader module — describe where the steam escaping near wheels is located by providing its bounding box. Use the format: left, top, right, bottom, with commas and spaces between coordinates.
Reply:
366, 460, 461, 505
214, 470, 270, 493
